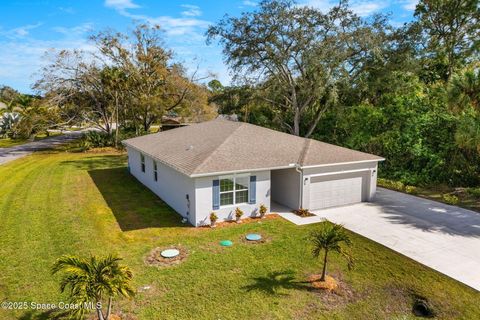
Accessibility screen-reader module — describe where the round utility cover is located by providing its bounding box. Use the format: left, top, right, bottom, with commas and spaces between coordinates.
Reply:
219, 240, 233, 247
161, 249, 180, 258
246, 234, 262, 241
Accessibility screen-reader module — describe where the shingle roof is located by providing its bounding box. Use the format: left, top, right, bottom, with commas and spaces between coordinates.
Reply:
122, 118, 384, 177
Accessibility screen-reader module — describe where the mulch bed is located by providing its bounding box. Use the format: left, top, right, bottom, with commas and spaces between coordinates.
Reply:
145, 245, 188, 268
292, 209, 315, 217
200, 214, 279, 229
306, 272, 358, 310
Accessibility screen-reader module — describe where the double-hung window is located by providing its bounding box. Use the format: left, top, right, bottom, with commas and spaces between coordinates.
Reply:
140, 154, 145, 172
219, 175, 249, 206
153, 161, 158, 181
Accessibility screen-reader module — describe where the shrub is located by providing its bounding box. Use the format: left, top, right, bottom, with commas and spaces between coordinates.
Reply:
82, 130, 115, 148
378, 178, 405, 191
0, 112, 21, 138
209, 212, 218, 225
466, 188, 480, 198
259, 204, 267, 217
235, 207, 244, 220
442, 194, 459, 205
405, 185, 418, 195
293, 208, 314, 217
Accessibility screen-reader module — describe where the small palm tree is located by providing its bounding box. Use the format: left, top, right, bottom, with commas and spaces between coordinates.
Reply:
310, 223, 354, 282
52, 254, 135, 320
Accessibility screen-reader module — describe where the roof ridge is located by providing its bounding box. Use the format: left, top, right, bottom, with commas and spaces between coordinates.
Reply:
192, 121, 245, 174
298, 138, 311, 166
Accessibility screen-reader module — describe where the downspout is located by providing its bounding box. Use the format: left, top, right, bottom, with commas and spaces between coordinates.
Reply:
294, 164, 303, 209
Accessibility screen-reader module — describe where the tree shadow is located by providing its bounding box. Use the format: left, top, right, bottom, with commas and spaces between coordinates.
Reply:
61, 155, 127, 171
373, 188, 480, 238
87, 167, 186, 231
61, 155, 187, 231
19, 309, 67, 320
242, 270, 312, 295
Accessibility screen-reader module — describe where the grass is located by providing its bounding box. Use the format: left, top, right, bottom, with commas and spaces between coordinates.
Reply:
378, 179, 480, 213
0, 150, 479, 319
0, 132, 62, 148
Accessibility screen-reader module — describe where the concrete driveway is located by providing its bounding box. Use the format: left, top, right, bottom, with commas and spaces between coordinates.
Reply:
313, 188, 480, 291
0, 131, 84, 165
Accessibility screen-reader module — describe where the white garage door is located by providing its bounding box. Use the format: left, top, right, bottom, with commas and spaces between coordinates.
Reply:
309, 175, 364, 210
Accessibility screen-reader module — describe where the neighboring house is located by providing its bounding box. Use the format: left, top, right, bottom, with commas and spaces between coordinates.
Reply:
160, 115, 189, 131
122, 118, 384, 226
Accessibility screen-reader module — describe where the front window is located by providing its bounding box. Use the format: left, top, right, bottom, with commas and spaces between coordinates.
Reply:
219, 175, 249, 206
140, 154, 145, 172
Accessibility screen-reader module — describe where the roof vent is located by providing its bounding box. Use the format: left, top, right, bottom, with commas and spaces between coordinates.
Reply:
186, 145, 194, 151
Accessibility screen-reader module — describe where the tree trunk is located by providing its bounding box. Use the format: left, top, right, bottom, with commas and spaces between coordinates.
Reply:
293, 107, 300, 136
115, 92, 119, 149
106, 296, 113, 320
96, 303, 105, 320
320, 250, 328, 282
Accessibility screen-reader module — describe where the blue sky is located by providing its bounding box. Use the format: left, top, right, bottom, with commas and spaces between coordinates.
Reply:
0, 0, 418, 93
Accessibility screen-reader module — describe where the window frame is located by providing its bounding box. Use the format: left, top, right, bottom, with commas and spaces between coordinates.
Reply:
153, 161, 158, 181
140, 154, 145, 173
218, 174, 250, 207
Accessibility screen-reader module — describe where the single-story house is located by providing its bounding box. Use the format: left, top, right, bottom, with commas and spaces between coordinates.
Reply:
122, 118, 384, 226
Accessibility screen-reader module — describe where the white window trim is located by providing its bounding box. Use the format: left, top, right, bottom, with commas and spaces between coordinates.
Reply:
219, 174, 250, 207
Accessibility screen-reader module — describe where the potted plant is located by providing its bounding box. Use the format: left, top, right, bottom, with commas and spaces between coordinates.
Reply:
259, 204, 267, 218
235, 207, 244, 223
210, 212, 218, 228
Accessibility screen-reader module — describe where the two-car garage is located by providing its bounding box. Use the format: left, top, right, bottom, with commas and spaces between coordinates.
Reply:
308, 172, 369, 210
271, 161, 379, 211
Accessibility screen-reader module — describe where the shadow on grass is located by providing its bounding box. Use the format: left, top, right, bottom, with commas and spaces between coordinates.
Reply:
19, 309, 66, 320
61, 154, 127, 171
88, 167, 186, 231
242, 270, 311, 295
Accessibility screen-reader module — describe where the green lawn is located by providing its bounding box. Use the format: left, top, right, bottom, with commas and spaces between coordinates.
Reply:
0, 151, 479, 320
0, 132, 62, 148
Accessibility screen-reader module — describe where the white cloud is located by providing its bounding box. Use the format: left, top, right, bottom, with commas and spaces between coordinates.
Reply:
399, 0, 418, 11
58, 7, 75, 14
52, 23, 94, 37
0, 39, 95, 93
0, 23, 43, 39
242, 0, 258, 6
109, 5, 210, 37
302, 0, 389, 16
104, 0, 140, 11
181, 4, 202, 17
350, 0, 389, 16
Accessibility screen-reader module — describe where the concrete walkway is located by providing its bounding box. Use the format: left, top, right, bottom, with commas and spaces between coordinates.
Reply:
0, 131, 84, 165
273, 188, 480, 291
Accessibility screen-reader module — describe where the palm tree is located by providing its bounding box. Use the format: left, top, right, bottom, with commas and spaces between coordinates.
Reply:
310, 223, 354, 282
52, 254, 135, 320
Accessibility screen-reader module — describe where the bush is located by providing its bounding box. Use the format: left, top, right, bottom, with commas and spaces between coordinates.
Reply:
83, 131, 115, 148
0, 112, 21, 138
293, 208, 314, 217
235, 207, 244, 220
405, 185, 418, 195
209, 212, 218, 225
378, 178, 405, 191
466, 188, 480, 198
442, 194, 459, 205
259, 204, 267, 217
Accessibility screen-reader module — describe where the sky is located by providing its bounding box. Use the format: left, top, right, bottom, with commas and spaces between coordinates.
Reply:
0, 0, 418, 93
